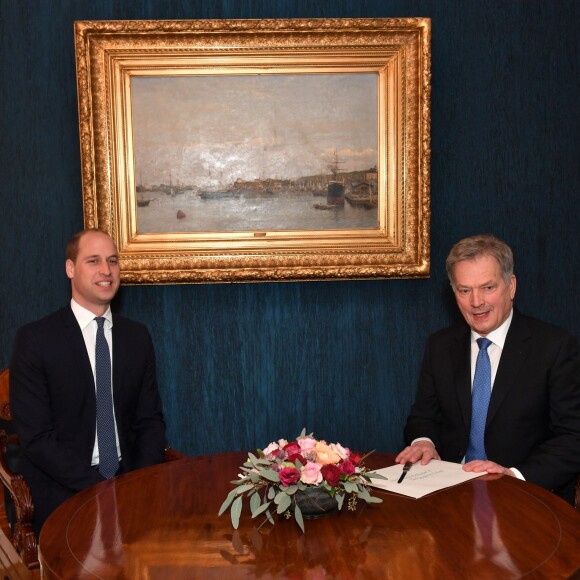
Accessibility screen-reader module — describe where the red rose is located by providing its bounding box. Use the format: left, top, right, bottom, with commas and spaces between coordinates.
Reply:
339, 459, 355, 476
279, 467, 300, 487
350, 452, 363, 465
321, 464, 341, 487
288, 453, 307, 466
284, 441, 301, 455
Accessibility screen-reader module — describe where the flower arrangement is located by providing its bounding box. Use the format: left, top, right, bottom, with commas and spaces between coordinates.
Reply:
219, 429, 387, 532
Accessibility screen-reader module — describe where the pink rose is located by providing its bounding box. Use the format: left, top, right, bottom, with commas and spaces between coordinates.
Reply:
339, 459, 355, 476
300, 462, 323, 485
298, 436, 317, 453
279, 467, 300, 487
263, 442, 280, 458
321, 464, 341, 487
330, 442, 350, 460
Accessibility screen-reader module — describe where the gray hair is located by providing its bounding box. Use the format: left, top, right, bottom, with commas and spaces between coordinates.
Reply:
446, 234, 514, 287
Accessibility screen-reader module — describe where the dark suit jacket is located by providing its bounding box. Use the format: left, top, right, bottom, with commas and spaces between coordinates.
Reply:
404, 309, 580, 504
9, 305, 166, 534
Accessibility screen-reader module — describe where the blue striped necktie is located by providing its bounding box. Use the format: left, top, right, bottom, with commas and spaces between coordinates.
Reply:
95, 317, 119, 479
466, 337, 492, 462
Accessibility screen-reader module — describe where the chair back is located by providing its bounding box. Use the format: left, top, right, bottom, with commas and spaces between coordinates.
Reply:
0, 368, 11, 421
0, 368, 39, 570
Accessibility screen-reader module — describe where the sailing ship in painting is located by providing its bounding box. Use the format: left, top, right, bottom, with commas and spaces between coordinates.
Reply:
314, 150, 345, 210
312, 152, 377, 211
136, 185, 153, 207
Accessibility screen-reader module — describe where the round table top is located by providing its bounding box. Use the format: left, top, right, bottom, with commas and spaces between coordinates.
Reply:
39, 451, 580, 579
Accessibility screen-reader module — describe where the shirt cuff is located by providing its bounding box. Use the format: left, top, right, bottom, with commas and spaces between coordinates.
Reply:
411, 437, 435, 446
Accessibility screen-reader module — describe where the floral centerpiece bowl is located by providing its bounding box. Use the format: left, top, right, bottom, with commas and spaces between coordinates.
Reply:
219, 429, 386, 532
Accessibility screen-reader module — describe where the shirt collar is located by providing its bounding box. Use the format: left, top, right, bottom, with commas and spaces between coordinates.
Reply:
70, 298, 113, 330
471, 308, 513, 349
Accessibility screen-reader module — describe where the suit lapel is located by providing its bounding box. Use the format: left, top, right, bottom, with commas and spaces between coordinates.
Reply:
452, 324, 473, 430
486, 312, 531, 426
59, 306, 95, 391
111, 315, 125, 408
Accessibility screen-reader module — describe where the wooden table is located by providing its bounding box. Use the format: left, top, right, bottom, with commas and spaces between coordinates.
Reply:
38, 452, 580, 579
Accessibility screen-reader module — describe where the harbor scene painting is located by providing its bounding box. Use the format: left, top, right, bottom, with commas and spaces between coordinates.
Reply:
132, 73, 379, 233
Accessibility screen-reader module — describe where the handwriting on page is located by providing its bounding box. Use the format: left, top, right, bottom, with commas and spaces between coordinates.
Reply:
407, 469, 445, 481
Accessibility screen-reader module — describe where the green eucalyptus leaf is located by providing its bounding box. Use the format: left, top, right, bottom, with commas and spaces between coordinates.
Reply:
259, 468, 281, 483
336, 493, 345, 510
366, 471, 388, 481
247, 452, 260, 467
235, 484, 254, 495
231, 496, 243, 529
274, 491, 289, 505
249, 492, 261, 514
343, 481, 358, 494
294, 503, 305, 533
252, 501, 273, 518
267, 486, 276, 500
276, 493, 292, 514
218, 488, 238, 516
285, 485, 298, 495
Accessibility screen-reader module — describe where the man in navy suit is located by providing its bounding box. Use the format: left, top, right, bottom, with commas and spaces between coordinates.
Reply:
10, 229, 166, 535
396, 234, 580, 504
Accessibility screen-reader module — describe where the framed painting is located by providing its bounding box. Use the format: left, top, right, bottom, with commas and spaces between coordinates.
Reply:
74, 18, 431, 284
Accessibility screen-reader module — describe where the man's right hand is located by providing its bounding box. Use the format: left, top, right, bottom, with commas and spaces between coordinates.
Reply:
395, 440, 440, 465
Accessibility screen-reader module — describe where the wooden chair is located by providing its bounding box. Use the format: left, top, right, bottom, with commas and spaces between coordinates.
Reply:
0, 368, 38, 571
0, 368, 185, 573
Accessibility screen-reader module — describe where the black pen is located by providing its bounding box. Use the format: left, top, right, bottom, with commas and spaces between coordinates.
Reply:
397, 462, 413, 484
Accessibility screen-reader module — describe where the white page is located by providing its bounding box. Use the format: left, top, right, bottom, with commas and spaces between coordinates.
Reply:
367, 459, 487, 499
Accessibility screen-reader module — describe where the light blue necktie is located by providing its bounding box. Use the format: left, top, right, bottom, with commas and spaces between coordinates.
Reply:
95, 317, 119, 479
466, 337, 492, 462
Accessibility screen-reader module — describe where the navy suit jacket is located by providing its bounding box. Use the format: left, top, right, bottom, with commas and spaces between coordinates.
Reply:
404, 309, 580, 504
9, 305, 166, 533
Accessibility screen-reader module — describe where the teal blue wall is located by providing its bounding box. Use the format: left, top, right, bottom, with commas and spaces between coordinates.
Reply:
1, 1, 578, 456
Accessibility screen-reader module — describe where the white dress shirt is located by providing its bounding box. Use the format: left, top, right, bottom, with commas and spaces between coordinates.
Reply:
70, 299, 121, 466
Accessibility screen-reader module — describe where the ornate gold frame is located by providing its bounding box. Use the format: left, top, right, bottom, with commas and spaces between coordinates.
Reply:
74, 18, 431, 284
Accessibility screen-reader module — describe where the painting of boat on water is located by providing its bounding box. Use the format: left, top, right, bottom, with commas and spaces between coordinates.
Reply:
131, 73, 379, 233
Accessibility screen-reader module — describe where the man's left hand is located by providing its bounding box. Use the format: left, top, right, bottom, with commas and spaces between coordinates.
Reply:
463, 460, 515, 477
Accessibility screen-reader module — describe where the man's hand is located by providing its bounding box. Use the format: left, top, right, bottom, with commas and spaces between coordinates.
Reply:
463, 460, 515, 477
395, 440, 440, 465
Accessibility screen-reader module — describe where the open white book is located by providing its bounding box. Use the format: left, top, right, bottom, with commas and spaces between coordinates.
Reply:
368, 459, 487, 499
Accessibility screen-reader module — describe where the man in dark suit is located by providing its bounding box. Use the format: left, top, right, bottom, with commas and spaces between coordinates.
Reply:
10, 229, 166, 535
396, 234, 580, 504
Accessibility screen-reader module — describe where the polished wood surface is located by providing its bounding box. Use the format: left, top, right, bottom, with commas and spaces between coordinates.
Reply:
39, 452, 580, 579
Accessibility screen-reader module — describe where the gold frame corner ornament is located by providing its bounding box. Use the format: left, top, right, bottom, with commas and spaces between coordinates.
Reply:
74, 17, 431, 284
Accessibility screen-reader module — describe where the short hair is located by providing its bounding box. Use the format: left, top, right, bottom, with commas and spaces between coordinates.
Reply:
445, 234, 514, 287
65, 228, 111, 262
